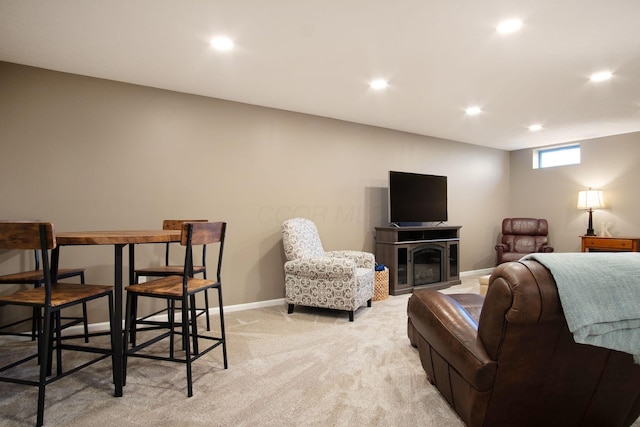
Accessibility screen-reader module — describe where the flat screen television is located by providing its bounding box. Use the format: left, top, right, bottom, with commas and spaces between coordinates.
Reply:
388, 171, 448, 225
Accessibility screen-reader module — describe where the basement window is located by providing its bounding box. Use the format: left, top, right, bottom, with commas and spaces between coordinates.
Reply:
533, 144, 580, 169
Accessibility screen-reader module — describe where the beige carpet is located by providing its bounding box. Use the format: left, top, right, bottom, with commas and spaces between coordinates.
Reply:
2, 276, 636, 426
1, 284, 476, 427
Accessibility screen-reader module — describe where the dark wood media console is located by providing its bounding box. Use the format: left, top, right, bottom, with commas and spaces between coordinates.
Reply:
374, 225, 461, 295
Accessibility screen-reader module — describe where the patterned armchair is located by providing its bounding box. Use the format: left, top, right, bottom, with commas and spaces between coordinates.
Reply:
281, 218, 375, 321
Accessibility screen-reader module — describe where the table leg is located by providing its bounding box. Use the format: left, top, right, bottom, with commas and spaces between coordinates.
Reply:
126, 243, 136, 349
113, 243, 125, 397
128, 244, 135, 286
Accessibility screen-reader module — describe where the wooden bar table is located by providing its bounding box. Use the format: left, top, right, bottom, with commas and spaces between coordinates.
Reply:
53, 229, 181, 397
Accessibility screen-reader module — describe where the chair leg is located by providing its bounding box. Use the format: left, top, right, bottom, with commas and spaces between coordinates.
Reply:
31, 306, 39, 341
175, 300, 188, 352
287, 304, 294, 314
367, 298, 372, 307
129, 295, 138, 347
202, 270, 211, 331
45, 313, 56, 376
55, 312, 63, 376
108, 292, 118, 389
349, 311, 354, 322
182, 295, 193, 397
203, 290, 211, 331
217, 287, 228, 369
80, 272, 89, 343
190, 294, 199, 355
32, 280, 44, 342
170, 299, 185, 352
169, 300, 175, 359
37, 308, 53, 427
123, 293, 134, 386
80, 303, 89, 343
35, 307, 43, 364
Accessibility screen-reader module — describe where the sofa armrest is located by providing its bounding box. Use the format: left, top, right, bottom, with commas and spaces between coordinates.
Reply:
284, 257, 356, 279
408, 291, 496, 391
540, 245, 554, 253
326, 250, 375, 269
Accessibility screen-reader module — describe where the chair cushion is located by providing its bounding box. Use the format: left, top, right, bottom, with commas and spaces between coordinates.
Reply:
282, 218, 325, 260
502, 218, 548, 236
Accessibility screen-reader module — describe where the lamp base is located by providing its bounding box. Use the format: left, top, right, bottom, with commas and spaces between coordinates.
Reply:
584, 208, 596, 237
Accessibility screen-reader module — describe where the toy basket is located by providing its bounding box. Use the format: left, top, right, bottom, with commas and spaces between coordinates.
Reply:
373, 266, 389, 301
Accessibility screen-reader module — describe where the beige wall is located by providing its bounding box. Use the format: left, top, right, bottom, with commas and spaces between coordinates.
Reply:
1, 62, 510, 322
509, 132, 640, 252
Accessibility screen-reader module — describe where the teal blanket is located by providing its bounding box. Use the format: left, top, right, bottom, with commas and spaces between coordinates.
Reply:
521, 252, 640, 363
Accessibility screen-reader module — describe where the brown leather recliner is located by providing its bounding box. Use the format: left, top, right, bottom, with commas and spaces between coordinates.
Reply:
407, 260, 640, 427
495, 218, 553, 265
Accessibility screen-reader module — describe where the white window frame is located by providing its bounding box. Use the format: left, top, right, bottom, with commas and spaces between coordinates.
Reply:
533, 144, 580, 169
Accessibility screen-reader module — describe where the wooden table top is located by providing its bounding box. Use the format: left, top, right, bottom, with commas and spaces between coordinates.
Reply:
56, 229, 181, 245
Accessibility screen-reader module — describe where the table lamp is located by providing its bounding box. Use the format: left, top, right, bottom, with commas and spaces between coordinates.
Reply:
577, 188, 605, 236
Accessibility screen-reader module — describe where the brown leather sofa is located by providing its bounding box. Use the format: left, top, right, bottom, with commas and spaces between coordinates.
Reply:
407, 259, 640, 427
495, 218, 553, 265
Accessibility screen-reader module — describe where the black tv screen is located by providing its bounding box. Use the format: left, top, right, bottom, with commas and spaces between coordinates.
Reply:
389, 171, 448, 224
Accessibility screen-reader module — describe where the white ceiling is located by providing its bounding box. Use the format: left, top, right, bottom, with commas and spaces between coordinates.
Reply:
2, 0, 640, 151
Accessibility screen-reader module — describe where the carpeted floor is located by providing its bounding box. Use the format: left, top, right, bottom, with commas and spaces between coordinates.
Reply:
1, 279, 481, 427
2, 275, 637, 426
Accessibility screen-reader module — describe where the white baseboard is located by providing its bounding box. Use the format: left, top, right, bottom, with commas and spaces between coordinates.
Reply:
2, 269, 493, 339
46, 298, 288, 335
225, 297, 285, 313
460, 267, 495, 277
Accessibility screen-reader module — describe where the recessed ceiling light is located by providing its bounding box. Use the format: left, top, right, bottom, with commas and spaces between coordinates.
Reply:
370, 79, 388, 90
465, 106, 482, 116
210, 36, 234, 52
590, 71, 613, 82
529, 124, 543, 132
497, 18, 523, 34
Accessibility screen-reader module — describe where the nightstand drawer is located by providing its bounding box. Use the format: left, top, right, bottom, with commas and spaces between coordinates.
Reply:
581, 236, 640, 252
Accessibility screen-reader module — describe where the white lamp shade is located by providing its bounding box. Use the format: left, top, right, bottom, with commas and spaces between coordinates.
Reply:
577, 189, 605, 209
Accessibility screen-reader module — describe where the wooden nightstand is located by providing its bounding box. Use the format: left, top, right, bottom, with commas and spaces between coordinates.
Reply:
581, 236, 640, 252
